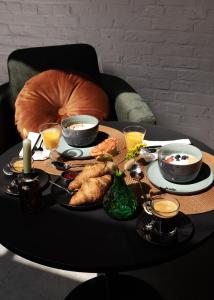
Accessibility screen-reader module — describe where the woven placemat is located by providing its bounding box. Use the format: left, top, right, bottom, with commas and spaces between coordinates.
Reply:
34, 126, 214, 215
34, 125, 126, 176
124, 151, 214, 215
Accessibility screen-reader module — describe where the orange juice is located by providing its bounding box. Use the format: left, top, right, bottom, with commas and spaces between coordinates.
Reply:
124, 131, 145, 150
42, 128, 61, 149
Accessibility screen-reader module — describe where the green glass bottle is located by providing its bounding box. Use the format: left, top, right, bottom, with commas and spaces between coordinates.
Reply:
103, 171, 138, 220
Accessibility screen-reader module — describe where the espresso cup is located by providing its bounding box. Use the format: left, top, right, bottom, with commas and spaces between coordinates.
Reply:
143, 196, 180, 237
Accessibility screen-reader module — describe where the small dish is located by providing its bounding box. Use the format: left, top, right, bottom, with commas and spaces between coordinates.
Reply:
61, 170, 79, 185
2, 169, 50, 196
4, 156, 34, 175
9, 157, 25, 173
139, 147, 158, 162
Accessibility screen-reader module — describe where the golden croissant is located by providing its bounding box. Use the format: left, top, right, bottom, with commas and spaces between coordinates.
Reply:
68, 161, 116, 190
90, 137, 118, 157
69, 174, 112, 206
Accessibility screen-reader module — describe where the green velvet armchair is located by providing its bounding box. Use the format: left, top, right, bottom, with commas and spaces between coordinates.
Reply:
0, 43, 155, 154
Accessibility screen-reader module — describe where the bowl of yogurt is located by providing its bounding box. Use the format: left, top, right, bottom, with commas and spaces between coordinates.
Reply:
158, 143, 202, 183
61, 115, 99, 147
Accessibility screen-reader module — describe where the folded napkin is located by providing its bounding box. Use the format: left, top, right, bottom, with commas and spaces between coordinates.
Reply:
140, 139, 191, 162
144, 139, 191, 147
19, 132, 50, 161
32, 149, 50, 161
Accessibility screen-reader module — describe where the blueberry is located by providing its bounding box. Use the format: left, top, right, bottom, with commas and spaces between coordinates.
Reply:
182, 155, 188, 160
175, 154, 181, 160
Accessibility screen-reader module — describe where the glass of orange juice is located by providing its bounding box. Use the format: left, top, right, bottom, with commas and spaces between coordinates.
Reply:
123, 126, 146, 151
39, 122, 61, 165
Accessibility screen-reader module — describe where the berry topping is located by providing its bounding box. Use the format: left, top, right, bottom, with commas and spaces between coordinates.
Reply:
165, 155, 174, 163
181, 155, 188, 160
175, 154, 181, 160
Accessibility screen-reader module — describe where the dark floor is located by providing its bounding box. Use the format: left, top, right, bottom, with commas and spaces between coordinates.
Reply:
127, 233, 214, 300
0, 234, 214, 299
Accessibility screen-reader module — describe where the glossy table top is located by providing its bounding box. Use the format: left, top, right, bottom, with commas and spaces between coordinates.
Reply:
0, 121, 214, 273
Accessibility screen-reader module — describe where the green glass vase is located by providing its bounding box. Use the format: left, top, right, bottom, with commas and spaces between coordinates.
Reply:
103, 171, 138, 220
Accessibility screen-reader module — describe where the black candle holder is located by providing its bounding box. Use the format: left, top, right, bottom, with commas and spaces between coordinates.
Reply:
18, 170, 43, 213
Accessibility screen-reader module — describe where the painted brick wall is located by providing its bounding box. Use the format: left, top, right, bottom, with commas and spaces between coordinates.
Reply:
0, 0, 214, 148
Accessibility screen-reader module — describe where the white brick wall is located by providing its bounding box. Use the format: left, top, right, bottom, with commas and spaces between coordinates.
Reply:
0, 0, 214, 149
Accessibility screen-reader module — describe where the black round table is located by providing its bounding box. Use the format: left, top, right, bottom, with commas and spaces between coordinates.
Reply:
0, 121, 214, 299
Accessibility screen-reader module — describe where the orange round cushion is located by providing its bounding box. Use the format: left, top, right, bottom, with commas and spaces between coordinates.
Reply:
15, 69, 109, 138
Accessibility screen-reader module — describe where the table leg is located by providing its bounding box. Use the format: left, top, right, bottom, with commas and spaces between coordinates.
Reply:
65, 273, 163, 300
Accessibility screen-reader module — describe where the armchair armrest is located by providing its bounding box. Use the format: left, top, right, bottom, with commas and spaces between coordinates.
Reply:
115, 92, 156, 124
99, 73, 156, 124
0, 83, 21, 154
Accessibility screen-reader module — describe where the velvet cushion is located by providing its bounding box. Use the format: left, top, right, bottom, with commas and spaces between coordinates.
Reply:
9, 44, 100, 104
15, 70, 109, 137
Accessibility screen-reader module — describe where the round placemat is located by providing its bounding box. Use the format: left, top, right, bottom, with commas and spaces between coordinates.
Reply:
124, 152, 214, 215
34, 125, 126, 176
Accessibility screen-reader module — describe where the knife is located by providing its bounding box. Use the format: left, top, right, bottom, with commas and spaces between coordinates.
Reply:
32, 134, 42, 154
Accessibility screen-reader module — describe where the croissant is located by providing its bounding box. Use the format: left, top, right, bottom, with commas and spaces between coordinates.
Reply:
69, 174, 112, 206
90, 137, 118, 157
68, 161, 116, 190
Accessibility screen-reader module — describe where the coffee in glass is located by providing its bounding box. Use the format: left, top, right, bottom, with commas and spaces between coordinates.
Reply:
143, 196, 180, 237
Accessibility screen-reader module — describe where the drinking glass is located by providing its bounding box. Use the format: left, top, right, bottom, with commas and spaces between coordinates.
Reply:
39, 122, 62, 166
123, 126, 146, 151
143, 195, 180, 237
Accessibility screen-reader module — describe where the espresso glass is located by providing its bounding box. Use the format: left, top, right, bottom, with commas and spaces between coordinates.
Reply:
143, 196, 180, 237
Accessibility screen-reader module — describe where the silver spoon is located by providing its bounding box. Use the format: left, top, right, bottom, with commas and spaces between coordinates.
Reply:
51, 161, 84, 171
49, 180, 73, 195
129, 163, 145, 194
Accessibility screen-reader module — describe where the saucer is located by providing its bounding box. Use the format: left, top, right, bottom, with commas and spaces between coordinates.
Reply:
2, 169, 50, 196
57, 131, 108, 159
136, 211, 194, 246
147, 161, 214, 195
